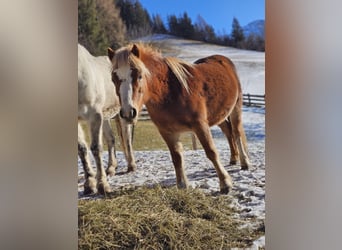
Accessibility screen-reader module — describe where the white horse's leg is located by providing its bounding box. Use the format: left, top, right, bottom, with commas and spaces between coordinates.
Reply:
102, 119, 117, 176
89, 112, 112, 194
115, 116, 137, 172
78, 122, 97, 194
194, 122, 233, 194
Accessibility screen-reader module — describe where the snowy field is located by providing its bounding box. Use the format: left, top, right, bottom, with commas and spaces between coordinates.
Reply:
78, 35, 265, 249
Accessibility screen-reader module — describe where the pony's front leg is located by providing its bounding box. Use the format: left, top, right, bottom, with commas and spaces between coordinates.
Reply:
78, 123, 97, 194
194, 123, 233, 194
90, 113, 112, 194
160, 131, 189, 189
103, 119, 117, 176
115, 116, 137, 172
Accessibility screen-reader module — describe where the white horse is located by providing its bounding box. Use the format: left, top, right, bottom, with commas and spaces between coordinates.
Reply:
78, 44, 136, 195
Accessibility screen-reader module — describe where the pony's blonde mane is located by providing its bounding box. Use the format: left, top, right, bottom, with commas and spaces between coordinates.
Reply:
164, 57, 192, 94
113, 43, 193, 93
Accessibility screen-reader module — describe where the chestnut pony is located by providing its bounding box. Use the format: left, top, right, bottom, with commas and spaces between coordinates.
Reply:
108, 44, 251, 194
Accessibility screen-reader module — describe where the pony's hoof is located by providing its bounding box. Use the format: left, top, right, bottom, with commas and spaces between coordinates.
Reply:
220, 186, 230, 194
241, 164, 251, 170
106, 166, 116, 176
83, 178, 97, 195
229, 160, 238, 165
97, 182, 112, 195
220, 177, 233, 194
83, 186, 97, 195
177, 181, 189, 189
127, 164, 137, 173
241, 160, 252, 170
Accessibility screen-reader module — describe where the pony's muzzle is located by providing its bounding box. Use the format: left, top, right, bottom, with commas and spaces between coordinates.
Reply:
119, 107, 137, 122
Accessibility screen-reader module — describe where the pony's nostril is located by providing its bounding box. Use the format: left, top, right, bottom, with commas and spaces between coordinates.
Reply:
119, 109, 124, 118
120, 108, 136, 120
131, 108, 137, 119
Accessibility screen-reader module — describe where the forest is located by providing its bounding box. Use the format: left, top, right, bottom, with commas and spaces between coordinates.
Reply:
78, 0, 264, 55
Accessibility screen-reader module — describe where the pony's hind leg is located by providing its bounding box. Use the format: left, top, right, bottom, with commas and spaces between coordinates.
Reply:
194, 123, 233, 194
103, 119, 117, 176
230, 107, 252, 170
90, 112, 112, 194
115, 116, 137, 172
78, 123, 97, 195
159, 131, 189, 189
218, 118, 239, 165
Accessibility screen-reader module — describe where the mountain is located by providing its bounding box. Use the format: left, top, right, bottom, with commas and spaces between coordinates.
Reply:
243, 20, 265, 38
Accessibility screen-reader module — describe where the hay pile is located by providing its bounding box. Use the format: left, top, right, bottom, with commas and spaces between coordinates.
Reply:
78, 186, 264, 249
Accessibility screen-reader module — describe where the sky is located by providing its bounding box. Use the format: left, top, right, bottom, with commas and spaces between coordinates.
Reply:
139, 0, 265, 34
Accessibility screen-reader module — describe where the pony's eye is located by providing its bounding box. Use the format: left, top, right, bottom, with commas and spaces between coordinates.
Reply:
138, 75, 142, 80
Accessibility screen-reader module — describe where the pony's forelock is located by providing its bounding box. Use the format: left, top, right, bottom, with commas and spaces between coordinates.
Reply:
113, 44, 151, 79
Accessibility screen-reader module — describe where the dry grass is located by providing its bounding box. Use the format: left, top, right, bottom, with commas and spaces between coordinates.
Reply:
131, 120, 201, 151
80, 119, 201, 151
78, 186, 264, 249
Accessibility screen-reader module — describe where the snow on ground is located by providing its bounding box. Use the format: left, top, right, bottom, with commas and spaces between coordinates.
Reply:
78, 35, 265, 248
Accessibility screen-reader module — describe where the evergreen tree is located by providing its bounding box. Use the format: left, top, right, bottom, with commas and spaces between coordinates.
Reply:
78, 0, 126, 55
115, 0, 152, 38
78, 0, 107, 55
95, 0, 126, 50
194, 15, 216, 42
243, 34, 265, 51
178, 12, 195, 39
152, 14, 167, 34
230, 17, 245, 48
167, 12, 195, 39
167, 14, 179, 35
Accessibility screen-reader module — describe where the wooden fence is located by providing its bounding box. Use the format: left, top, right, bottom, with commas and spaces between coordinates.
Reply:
243, 94, 265, 107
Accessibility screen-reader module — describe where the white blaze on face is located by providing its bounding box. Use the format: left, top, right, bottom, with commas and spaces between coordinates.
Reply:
115, 65, 134, 116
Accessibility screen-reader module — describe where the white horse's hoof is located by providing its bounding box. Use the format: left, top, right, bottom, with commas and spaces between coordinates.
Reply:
106, 166, 116, 176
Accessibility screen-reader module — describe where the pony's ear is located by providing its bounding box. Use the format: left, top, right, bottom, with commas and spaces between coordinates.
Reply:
108, 47, 115, 60
131, 44, 140, 58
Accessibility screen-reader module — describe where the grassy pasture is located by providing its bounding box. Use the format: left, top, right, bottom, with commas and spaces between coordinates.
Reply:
79, 186, 264, 249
